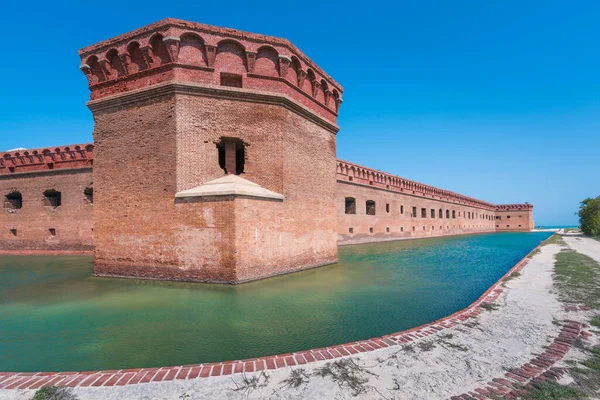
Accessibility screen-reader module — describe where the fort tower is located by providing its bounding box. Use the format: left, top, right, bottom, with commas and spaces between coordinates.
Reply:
79, 19, 343, 283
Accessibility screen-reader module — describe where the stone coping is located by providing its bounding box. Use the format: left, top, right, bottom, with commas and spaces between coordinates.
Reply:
0, 240, 556, 391
175, 175, 284, 201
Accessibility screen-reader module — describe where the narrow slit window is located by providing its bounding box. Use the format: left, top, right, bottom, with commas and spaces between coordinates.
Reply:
345, 197, 356, 214
84, 187, 93, 204
366, 200, 376, 215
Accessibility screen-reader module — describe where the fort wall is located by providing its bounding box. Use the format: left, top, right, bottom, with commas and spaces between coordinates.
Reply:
0, 153, 93, 254
495, 204, 535, 232
0, 18, 535, 283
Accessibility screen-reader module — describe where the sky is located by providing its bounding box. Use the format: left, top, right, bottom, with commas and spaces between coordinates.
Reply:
0, 1, 598, 226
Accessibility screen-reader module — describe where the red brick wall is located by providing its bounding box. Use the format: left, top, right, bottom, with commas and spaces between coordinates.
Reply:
494, 210, 534, 231
337, 181, 497, 244
91, 86, 337, 283
0, 169, 94, 252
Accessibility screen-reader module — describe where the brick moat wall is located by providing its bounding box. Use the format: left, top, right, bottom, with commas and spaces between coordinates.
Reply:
336, 181, 497, 244
0, 169, 94, 252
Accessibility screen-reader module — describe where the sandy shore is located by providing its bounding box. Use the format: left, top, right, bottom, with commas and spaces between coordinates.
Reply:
2, 235, 599, 400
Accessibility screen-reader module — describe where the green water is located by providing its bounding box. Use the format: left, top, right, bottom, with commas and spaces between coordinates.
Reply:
0, 232, 552, 372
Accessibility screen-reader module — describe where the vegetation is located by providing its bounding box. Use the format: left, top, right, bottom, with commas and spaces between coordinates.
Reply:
543, 234, 566, 246
314, 359, 371, 396
524, 381, 587, 400
545, 246, 600, 398
479, 302, 499, 311
578, 196, 600, 238
554, 249, 600, 309
31, 387, 77, 400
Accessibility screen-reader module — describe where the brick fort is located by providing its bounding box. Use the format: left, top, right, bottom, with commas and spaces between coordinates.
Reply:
0, 19, 534, 283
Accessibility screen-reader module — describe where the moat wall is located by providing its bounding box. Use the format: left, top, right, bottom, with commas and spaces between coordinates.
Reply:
0, 168, 94, 253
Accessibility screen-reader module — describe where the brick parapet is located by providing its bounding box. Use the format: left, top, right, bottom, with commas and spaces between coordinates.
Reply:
0, 145, 94, 175
0, 241, 565, 390
336, 159, 497, 211
78, 18, 342, 123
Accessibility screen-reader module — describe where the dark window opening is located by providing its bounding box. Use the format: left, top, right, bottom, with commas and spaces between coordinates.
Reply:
10, 229, 17, 236
401, 227, 404, 232
446, 210, 450, 219
369, 227, 373, 233
421, 208, 427, 218
507, 216, 511, 219
217, 138, 246, 175
386, 203, 390, 213
4, 191, 22, 210
518, 224, 522, 227
220, 73, 242, 88
349, 227, 353, 234
345, 197, 356, 214
401, 205, 404, 214
412, 227, 415, 231
49, 228, 56, 236
84, 187, 93, 204
386, 227, 390, 232
412, 207, 417, 217
506, 225, 510, 228
366, 200, 376, 215
43, 190, 61, 208
431, 209, 435, 218
439, 209, 443, 218
452, 210, 456, 219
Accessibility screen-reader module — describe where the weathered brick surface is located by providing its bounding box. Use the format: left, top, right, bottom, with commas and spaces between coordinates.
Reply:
337, 181, 497, 244
0, 168, 94, 251
90, 84, 337, 282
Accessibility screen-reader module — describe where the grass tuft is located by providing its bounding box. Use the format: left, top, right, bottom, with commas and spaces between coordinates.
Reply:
480, 302, 500, 311
524, 381, 587, 399
543, 234, 567, 246
31, 387, 78, 400
554, 249, 600, 310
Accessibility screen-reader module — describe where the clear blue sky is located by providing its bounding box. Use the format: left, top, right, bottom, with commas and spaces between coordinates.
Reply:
0, 1, 598, 226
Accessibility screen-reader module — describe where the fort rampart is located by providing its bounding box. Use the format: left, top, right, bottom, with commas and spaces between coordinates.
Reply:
0, 18, 534, 282
0, 145, 94, 253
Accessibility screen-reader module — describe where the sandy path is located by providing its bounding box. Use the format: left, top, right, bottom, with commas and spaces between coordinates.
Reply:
3, 237, 599, 400
563, 235, 600, 263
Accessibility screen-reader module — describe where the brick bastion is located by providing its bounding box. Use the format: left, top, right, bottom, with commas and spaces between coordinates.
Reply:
1, 18, 534, 284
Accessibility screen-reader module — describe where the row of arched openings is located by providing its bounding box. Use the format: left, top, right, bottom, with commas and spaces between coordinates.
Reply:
85, 33, 341, 110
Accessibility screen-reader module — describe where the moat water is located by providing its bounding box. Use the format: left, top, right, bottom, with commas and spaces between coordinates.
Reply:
0, 231, 552, 372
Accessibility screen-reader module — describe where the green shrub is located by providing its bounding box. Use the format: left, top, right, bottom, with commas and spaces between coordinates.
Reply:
578, 196, 600, 237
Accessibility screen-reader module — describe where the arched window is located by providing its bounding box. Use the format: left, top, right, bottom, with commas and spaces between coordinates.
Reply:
366, 200, 376, 215
345, 197, 356, 214
446, 209, 450, 219
439, 209, 443, 218
43, 189, 61, 208
452, 210, 456, 219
